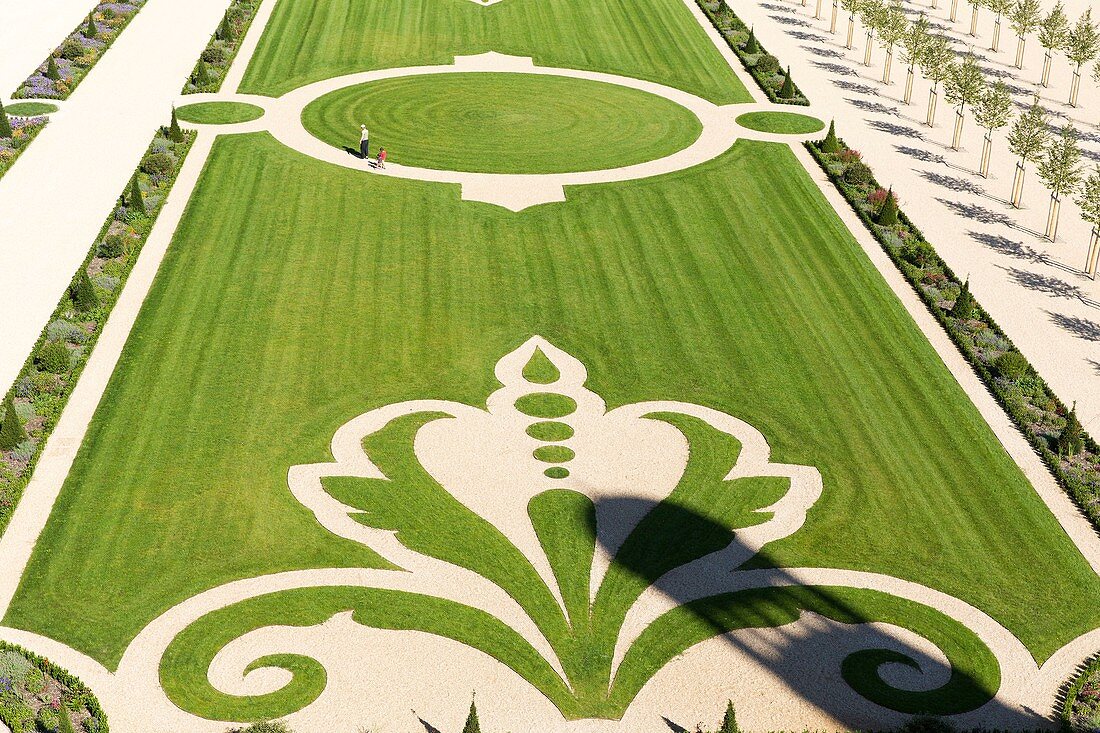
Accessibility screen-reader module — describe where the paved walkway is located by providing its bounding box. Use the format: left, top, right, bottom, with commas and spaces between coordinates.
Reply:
0, 0, 238, 398
0, 0, 93, 96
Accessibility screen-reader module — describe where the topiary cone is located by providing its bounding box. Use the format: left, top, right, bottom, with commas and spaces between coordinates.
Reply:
719, 700, 741, 733
71, 267, 98, 312
745, 27, 760, 54
0, 393, 26, 451
822, 120, 841, 153
85, 13, 97, 39
0, 100, 12, 139
877, 187, 899, 226
46, 55, 61, 81
462, 696, 481, 733
194, 59, 211, 87
169, 107, 185, 143
779, 66, 796, 99
129, 174, 146, 215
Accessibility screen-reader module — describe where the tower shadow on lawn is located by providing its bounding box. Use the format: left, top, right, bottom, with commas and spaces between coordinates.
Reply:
590, 495, 1049, 732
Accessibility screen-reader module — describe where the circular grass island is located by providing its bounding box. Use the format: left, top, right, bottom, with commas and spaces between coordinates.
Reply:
736, 111, 825, 135
175, 102, 265, 125
301, 73, 703, 174
4, 102, 59, 116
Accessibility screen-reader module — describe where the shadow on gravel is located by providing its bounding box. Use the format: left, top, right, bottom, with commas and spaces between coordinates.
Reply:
1048, 311, 1100, 341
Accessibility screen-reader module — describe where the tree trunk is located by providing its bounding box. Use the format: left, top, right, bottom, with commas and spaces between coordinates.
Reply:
950, 0, 959, 22
1014, 35, 1025, 68
846, 15, 855, 48
1045, 193, 1061, 241
830, 0, 838, 32
864, 30, 874, 65
991, 15, 1001, 51
951, 106, 965, 150
926, 85, 939, 126
1041, 49, 1052, 86
969, 4, 979, 36
1069, 65, 1082, 106
979, 129, 992, 176
1086, 227, 1100, 278
904, 64, 915, 104
931, 0, 938, 9
882, 47, 894, 83
1011, 159, 1026, 207
815, 0, 823, 19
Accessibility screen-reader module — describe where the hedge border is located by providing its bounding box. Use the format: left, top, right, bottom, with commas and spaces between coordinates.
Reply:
0, 118, 47, 183
12, 0, 149, 100
0, 129, 196, 540
0, 639, 109, 733
805, 136, 1100, 530
695, 0, 811, 105
1062, 652, 1100, 730
183, 0, 266, 95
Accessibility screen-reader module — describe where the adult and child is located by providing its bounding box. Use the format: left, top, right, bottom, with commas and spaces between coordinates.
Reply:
359, 123, 386, 169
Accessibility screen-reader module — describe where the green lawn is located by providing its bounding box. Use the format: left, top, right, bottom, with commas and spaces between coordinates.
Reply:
736, 110, 825, 134
7, 133, 1100, 692
4, 102, 58, 116
238, 0, 751, 104
301, 73, 703, 174
176, 102, 265, 125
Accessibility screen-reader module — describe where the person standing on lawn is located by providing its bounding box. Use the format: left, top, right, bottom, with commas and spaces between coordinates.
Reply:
359, 124, 369, 159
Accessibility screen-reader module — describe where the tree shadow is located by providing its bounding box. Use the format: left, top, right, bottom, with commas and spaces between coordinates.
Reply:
936, 198, 1042, 235
591, 495, 1051, 731
969, 231, 1047, 263
803, 45, 848, 60
1047, 311, 1100, 341
788, 30, 829, 41
895, 145, 947, 165
414, 715, 443, 733
998, 266, 1085, 300
853, 99, 901, 115
832, 79, 879, 95
769, 13, 812, 26
920, 170, 985, 194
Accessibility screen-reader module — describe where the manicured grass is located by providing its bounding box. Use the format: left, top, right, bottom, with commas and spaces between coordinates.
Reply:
4, 102, 58, 116
238, 0, 751, 104
736, 110, 825, 135
175, 102, 265, 125
301, 73, 702, 174
7, 132, 1100, 708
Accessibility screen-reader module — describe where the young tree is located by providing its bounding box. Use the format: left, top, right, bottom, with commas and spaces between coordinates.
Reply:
877, 0, 909, 84
0, 394, 26, 451
822, 120, 842, 152
1058, 403, 1084, 456
1065, 9, 1099, 106
719, 701, 741, 733
1009, 0, 1042, 67
831, 0, 840, 33
0, 100, 11, 139
1038, 2, 1069, 87
1075, 165, 1100, 276
462, 697, 481, 733
46, 55, 61, 81
860, 0, 886, 66
778, 67, 796, 98
1007, 101, 1050, 206
1038, 123, 1082, 241
128, 174, 146, 215
986, 0, 1013, 51
901, 14, 930, 103
968, 0, 984, 37
945, 51, 986, 149
841, 0, 863, 49
973, 80, 1014, 176
920, 34, 956, 127
70, 267, 98, 312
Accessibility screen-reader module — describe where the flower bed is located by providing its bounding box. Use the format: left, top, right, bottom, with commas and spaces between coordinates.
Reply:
13, 1, 149, 100
807, 132, 1100, 530
0, 117, 47, 181
0, 641, 108, 733
697, 0, 810, 105
0, 126, 194, 538
183, 0, 264, 94
1064, 654, 1100, 731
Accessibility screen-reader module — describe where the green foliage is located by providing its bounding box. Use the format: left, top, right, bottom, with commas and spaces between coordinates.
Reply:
98, 234, 126, 259
57, 706, 75, 733
1075, 166, 1100, 228
877, 187, 899, 226
0, 101, 11, 139
945, 52, 986, 110
37, 705, 60, 733
462, 698, 481, 733
23, 666, 44, 694
194, 59, 212, 87
0, 395, 27, 451
1038, 1, 1069, 50
169, 107, 185, 143
70, 268, 98, 312
128, 174, 145, 215
1038, 123, 1082, 197
994, 351, 1029, 380
228, 722, 293, 733
973, 81, 1014, 132
46, 56, 61, 82
1007, 102, 1050, 163
719, 700, 740, 733
778, 66, 795, 98
843, 159, 874, 186
36, 341, 71, 375
84, 14, 96, 40
1065, 9, 1098, 66
142, 151, 176, 178
1009, 0, 1042, 37
744, 27, 759, 53
822, 120, 841, 153
753, 53, 780, 76
216, 12, 235, 42
953, 278, 976, 320
1059, 404, 1084, 456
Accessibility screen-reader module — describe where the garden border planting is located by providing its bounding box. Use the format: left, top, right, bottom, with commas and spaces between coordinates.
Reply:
183, 0, 265, 95
0, 127, 195, 540
0, 116, 47, 182
1062, 650, 1100, 729
807, 131, 1100, 533
696, 0, 809, 105
13, 0, 150, 100
0, 640, 109, 733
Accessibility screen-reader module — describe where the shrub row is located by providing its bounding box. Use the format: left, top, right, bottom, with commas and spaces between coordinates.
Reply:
1063, 652, 1100, 730
13, 0, 149, 100
806, 130, 1100, 530
183, 0, 264, 94
0, 126, 195, 540
0, 115, 47, 182
696, 0, 809, 105
0, 640, 108, 733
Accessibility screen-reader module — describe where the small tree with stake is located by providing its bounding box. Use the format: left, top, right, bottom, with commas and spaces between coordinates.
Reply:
945, 51, 986, 150
1009, 0, 1042, 68
859, 0, 886, 67
1007, 101, 1050, 207
877, 0, 908, 84
986, 0, 1013, 52
1038, 123, 1082, 242
1037, 2, 1069, 87
1076, 165, 1100, 276
900, 14, 930, 104
973, 80, 1013, 177
1065, 9, 1099, 106
919, 33, 955, 127
841, 0, 863, 50
0, 394, 26, 451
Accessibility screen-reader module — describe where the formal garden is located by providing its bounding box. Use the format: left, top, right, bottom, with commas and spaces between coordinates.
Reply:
3, 0, 1100, 729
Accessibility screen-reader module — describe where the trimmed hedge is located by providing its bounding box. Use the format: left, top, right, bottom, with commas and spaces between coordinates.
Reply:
1063, 652, 1100, 730
0, 128, 195, 540
806, 133, 1100, 532
183, 0, 265, 94
0, 117, 47, 183
696, 0, 810, 105
0, 640, 108, 733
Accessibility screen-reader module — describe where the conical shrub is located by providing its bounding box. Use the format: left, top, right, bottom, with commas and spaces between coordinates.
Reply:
70, 267, 98, 312
462, 697, 481, 733
129, 174, 146, 215
46, 56, 61, 81
216, 12, 234, 41
169, 107, 185, 143
0, 100, 11, 139
193, 59, 211, 87
822, 120, 841, 153
778, 67, 796, 99
745, 28, 760, 54
85, 14, 97, 39
877, 187, 899, 226
0, 394, 27, 451
1059, 403, 1084, 456
719, 701, 740, 733
953, 278, 975, 320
